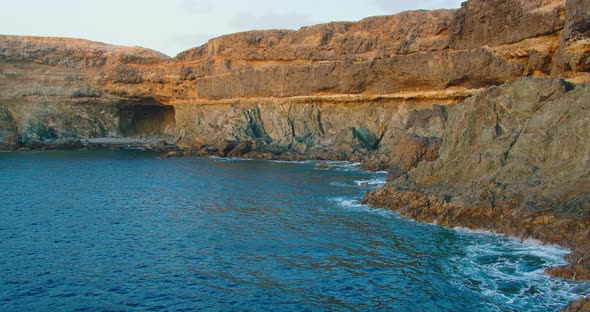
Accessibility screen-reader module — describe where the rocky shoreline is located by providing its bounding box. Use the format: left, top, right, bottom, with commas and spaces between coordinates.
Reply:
1, 0, 589, 309
363, 77, 589, 311
1, 135, 394, 171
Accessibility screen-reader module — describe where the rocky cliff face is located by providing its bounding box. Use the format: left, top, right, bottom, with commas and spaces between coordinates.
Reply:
176, 0, 572, 99
1, 0, 585, 157
0, 0, 589, 308
553, 0, 590, 76
364, 77, 590, 281
171, 93, 464, 165
0, 2, 587, 167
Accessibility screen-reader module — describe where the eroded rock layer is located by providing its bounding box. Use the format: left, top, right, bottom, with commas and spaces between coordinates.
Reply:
1, 0, 587, 156
0, 0, 589, 309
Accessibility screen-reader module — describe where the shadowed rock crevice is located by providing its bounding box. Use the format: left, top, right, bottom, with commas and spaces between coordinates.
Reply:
117, 99, 176, 137
0, 106, 19, 148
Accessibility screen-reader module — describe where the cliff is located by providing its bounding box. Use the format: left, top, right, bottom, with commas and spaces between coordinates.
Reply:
0, 0, 589, 309
364, 77, 590, 279
175, 1, 567, 98
1, 0, 587, 161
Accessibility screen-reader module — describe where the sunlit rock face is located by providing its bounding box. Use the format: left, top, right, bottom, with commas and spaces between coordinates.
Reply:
0, 0, 585, 162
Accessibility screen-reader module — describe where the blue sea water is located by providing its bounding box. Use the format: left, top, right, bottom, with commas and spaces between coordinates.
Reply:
0, 150, 588, 311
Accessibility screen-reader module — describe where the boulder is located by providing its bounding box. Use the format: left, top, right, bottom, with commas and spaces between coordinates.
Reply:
388, 134, 442, 180
561, 296, 590, 312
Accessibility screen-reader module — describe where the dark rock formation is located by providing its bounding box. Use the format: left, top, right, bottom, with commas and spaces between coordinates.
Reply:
553, 0, 590, 76
388, 134, 442, 180
364, 77, 590, 282
171, 95, 458, 168
561, 296, 590, 312
0, 106, 19, 149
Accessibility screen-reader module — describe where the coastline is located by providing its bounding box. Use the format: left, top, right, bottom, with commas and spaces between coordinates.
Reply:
4, 144, 587, 264
5, 145, 589, 280
3, 151, 582, 310
1, 0, 588, 309
362, 187, 590, 281
2, 148, 588, 309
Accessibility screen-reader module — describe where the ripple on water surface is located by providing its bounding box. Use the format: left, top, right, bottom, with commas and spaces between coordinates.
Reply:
0, 151, 587, 311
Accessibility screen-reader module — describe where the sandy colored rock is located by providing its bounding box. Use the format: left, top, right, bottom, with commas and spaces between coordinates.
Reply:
388, 134, 442, 180
449, 0, 566, 49
553, 0, 590, 76
1, 0, 586, 152
0, 0, 586, 169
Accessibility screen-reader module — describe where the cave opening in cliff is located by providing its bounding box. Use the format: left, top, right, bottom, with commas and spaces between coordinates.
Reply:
117, 99, 175, 137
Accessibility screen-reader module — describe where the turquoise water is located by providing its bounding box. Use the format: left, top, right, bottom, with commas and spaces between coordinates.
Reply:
0, 150, 588, 311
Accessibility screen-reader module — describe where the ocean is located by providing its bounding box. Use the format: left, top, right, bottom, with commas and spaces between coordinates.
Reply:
0, 150, 587, 311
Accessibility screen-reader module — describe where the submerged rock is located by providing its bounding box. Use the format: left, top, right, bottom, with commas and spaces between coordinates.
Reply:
315, 162, 335, 170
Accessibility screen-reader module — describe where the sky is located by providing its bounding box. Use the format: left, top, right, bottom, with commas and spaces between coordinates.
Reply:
0, 0, 464, 57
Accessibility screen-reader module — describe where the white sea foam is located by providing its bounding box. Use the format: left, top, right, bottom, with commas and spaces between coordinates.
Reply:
354, 178, 386, 187
321, 161, 362, 171
448, 229, 589, 309
453, 227, 571, 264
330, 177, 387, 188
453, 226, 502, 236
329, 197, 396, 218
269, 160, 313, 164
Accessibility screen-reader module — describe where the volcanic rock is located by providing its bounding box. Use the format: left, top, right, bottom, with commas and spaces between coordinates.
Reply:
364, 77, 590, 281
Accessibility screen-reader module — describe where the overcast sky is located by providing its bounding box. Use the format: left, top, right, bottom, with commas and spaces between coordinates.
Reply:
1, 0, 464, 57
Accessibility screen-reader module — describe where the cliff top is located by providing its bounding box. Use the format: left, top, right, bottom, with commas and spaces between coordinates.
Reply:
0, 34, 170, 68
1, 0, 587, 100
175, 9, 456, 62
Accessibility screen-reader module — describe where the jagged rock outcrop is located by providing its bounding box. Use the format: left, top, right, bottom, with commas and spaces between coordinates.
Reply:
398, 78, 588, 215
0, 0, 588, 308
449, 0, 566, 49
0, 106, 19, 149
553, 0, 590, 77
562, 296, 590, 312
387, 134, 442, 180
364, 77, 590, 280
